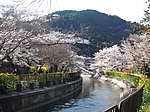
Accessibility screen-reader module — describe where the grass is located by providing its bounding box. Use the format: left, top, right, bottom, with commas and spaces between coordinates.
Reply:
106, 71, 150, 112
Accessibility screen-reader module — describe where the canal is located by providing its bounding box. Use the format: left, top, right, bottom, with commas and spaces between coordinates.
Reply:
35, 75, 120, 112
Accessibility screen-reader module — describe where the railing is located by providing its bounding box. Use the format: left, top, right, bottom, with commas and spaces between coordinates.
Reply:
119, 85, 144, 112
105, 105, 118, 112
0, 72, 80, 94
104, 85, 144, 112
104, 74, 145, 112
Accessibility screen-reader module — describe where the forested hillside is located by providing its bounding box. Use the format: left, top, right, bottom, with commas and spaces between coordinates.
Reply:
48, 10, 133, 56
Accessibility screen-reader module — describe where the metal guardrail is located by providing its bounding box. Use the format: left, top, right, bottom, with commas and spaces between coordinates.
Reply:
104, 74, 145, 112
0, 72, 80, 94
119, 85, 144, 112
104, 105, 118, 112
105, 85, 144, 112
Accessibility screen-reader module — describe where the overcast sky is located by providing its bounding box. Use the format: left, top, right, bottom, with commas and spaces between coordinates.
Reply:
0, 0, 147, 22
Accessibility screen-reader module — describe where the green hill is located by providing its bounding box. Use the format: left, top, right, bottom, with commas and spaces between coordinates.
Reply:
47, 10, 133, 56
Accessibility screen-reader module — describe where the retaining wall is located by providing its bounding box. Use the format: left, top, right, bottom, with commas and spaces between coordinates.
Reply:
0, 78, 82, 112
95, 75, 137, 100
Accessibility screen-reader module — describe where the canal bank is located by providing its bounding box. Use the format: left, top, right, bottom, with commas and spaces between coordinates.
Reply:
0, 78, 82, 112
46, 75, 120, 112
96, 75, 137, 100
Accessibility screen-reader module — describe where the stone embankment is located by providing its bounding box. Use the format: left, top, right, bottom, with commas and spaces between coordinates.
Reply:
85, 72, 137, 100
0, 78, 82, 112
97, 75, 137, 100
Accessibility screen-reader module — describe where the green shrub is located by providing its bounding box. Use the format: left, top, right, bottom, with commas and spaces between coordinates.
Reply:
0, 73, 19, 91
106, 71, 140, 87
106, 71, 150, 112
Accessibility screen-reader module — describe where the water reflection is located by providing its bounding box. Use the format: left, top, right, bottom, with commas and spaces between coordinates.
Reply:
34, 75, 120, 112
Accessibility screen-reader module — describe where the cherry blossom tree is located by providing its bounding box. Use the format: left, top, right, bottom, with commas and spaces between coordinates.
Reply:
0, 5, 90, 68
10, 0, 52, 15
0, 6, 49, 66
141, 0, 150, 26
31, 31, 89, 46
121, 34, 150, 74
38, 44, 73, 66
90, 45, 127, 73
0, 18, 35, 65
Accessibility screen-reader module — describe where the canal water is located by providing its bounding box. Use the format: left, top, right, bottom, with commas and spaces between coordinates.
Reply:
36, 75, 120, 112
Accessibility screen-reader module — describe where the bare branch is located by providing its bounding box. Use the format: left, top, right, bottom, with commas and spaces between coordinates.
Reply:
38, 45, 72, 66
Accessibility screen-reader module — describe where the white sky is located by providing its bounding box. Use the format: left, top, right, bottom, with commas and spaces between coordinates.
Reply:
0, 0, 147, 22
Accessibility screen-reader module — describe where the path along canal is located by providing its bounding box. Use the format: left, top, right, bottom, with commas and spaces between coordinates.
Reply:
35, 75, 120, 112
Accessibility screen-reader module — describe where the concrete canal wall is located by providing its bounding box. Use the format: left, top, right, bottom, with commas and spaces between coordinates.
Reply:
94, 75, 137, 100
0, 78, 82, 112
